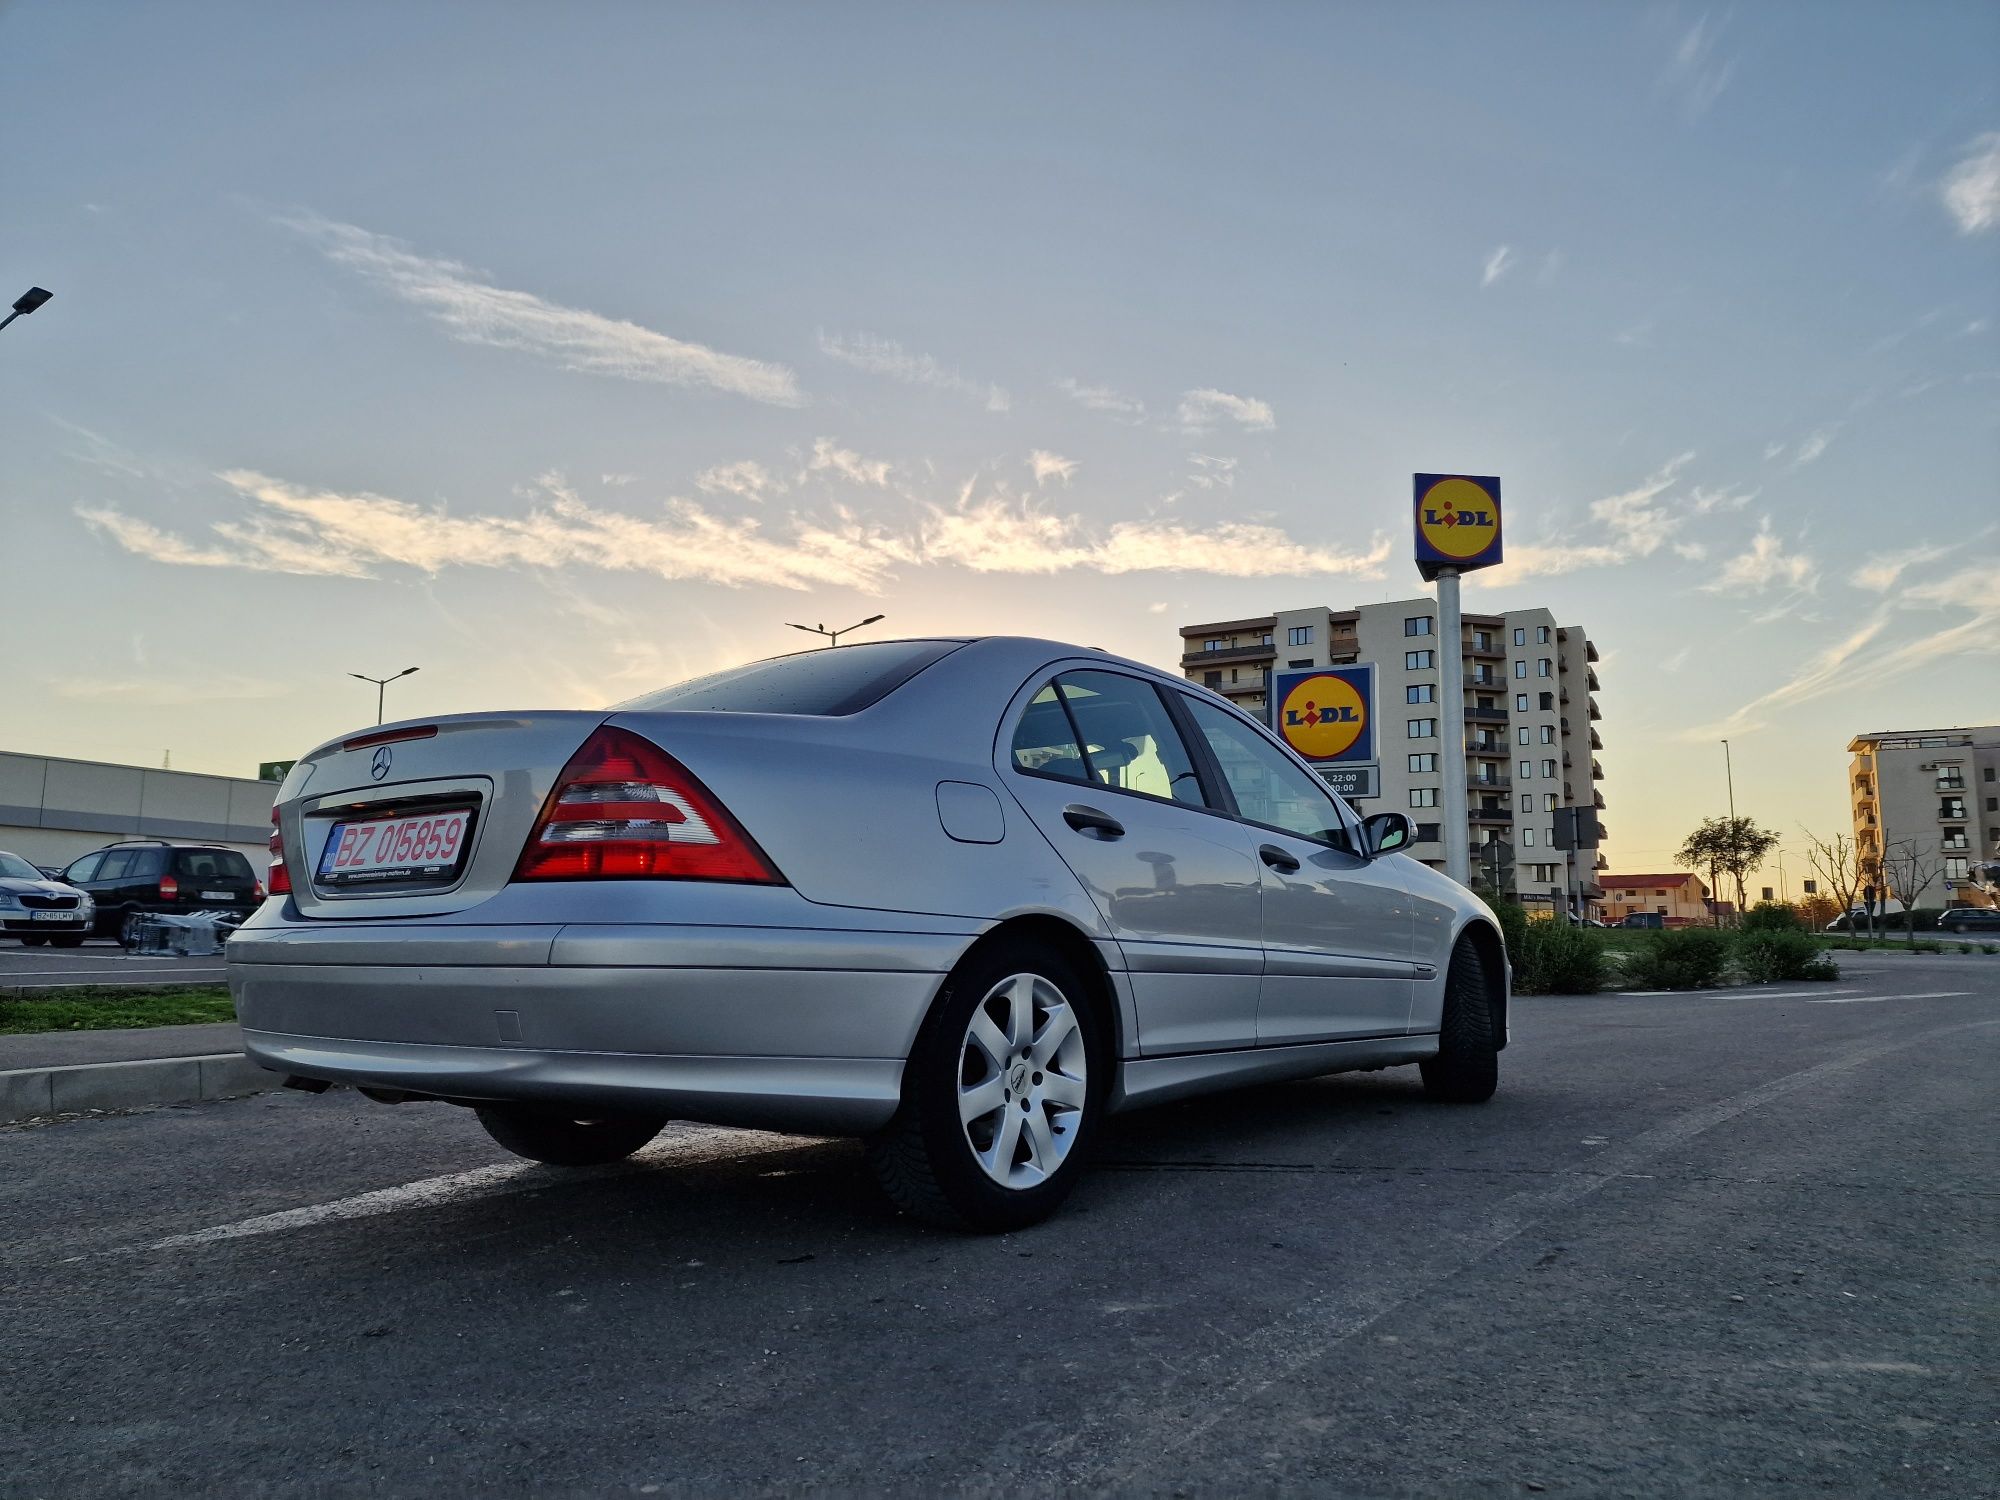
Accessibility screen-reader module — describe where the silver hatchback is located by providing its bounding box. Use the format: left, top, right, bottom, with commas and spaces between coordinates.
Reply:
232, 637, 1508, 1230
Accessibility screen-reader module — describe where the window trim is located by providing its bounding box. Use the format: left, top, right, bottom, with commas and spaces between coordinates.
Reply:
1004, 668, 1223, 818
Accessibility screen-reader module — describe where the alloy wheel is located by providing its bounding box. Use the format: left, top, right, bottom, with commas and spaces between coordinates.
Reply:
956, 972, 1088, 1189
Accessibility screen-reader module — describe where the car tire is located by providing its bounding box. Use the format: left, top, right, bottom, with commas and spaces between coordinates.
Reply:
473, 1106, 668, 1166
48, 935, 86, 948
866, 938, 1104, 1232
19, 934, 48, 947
1420, 938, 1499, 1104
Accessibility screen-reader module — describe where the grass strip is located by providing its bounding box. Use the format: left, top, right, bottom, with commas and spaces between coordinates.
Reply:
0, 986, 236, 1034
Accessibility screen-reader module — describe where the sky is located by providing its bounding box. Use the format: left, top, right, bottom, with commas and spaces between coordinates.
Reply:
3, 0, 1995, 883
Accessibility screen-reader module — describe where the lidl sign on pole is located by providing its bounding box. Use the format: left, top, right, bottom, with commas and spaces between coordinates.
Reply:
1413, 474, 1503, 580
1271, 664, 1378, 799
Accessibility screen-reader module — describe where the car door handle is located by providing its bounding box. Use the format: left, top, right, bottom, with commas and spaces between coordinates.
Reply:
1062, 804, 1125, 839
1259, 844, 1301, 874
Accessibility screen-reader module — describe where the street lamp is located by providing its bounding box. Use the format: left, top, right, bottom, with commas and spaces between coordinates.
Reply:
349, 666, 419, 725
0, 287, 54, 336
1721, 738, 1737, 821
787, 614, 884, 649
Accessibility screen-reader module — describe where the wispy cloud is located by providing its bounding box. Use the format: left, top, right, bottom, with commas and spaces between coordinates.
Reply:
1055, 377, 1145, 421
802, 437, 891, 488
80, 468, 1392, 594
817, 331, 1009, 411
1789, 426, 1837, 468
695, 459, 786, 502
1480, 245, 1516, 287
51, 673, 291, 705
1940, 133, 2000, 234
600, 472, 638, 488
1850, 540, 1956, 593
1659, 12, 1736, 121
49, 416, 152, 480
1702, 517, 1816, 595
1185, 453, 1238, 490
282, 213, 803, 405
1027, 450, 1077, 487
1176, 388, 1275, 432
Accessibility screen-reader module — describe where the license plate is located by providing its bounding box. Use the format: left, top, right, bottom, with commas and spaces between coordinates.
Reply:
318, 809, 473, 887
201, 890, 234, 901
29, 910, 80, 922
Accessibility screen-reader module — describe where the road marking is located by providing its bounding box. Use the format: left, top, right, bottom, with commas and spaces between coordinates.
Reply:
1811, 991, 1972, 1004
1618, 988, 1860, 999
141, 1125, 826, 1252
1049, 1013, 2000, 1487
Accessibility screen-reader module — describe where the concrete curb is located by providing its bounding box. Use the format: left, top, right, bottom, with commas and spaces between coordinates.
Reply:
0, 1053, 280, 1124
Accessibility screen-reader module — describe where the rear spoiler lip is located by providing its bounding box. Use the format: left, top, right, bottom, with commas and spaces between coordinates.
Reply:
293, 710, 614, 768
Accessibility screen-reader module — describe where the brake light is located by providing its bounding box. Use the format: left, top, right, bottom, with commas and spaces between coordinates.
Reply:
159, 874, 179, 900
514, 725, 783, 884
267, 807, 291, 896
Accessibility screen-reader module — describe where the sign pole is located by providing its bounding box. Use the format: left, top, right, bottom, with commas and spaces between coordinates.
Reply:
1436, 565, 1470, 886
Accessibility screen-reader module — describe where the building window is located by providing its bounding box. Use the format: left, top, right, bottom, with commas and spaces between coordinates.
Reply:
1523, 828, 1537, 848
1537, 626, 1551, 643
1512, 660, 1526, 679
1409, 753, 1438, 773
1407, 684, 1435, 704
1540, 725, 1555, 744
1519, 760, 1533, 779
1987, 797, 1998, 813
1287, 626, 1313, 646
1260, 633, 1273, 646
1513, 627, 1525, 646
1204, 639, 1224, 652
1410, 788, 1438, 809
1543, 759, 1557, 778
1473, 632, 1493, 651
1408, 719, 1436, 739
1539, 692, 1554, 711
1545, 793, 1558, 811
1538, 658, 1553, 677
1406, 649, 1434, 670
1945, 857, 1970, 881
1515, 693, 1528, 712
1513, 726, 1526, 746
1519, 793, 1532, 812
1202, 671, 1222, 689
1941, 799, 1967, 820
1404, 616, 1433, 637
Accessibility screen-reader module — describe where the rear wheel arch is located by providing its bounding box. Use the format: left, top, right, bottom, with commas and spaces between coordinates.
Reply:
1457, 918, 1508, 1050
942, 915, 1124, 1071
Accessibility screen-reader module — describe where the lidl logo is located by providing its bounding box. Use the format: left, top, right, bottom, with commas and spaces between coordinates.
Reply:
1278, 672, 1369, 761
1413, 473, 1503, 575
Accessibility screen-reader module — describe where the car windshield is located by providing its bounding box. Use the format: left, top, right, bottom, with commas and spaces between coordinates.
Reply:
0, 852, 42, 880
616, 640, 964, 717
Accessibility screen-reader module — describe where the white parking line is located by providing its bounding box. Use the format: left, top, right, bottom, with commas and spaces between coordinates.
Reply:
1619, 988, 1861, 1000
1810, 991, 1973, 1004
142, 1125, 824, 1252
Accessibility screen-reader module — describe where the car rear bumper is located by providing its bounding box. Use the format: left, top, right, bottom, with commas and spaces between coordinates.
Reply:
228, 918, 976, 1134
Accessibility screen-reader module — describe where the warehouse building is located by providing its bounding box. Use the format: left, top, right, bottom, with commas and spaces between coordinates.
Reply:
0, 751, 273, 872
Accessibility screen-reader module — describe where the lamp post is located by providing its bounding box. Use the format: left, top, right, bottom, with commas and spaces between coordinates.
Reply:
0, 286, 54, 337
349, 666, 419, 725
787, 614, 884, 649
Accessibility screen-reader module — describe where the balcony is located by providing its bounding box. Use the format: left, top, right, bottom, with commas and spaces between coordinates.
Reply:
1591, 759, 1605, 780
1470, 806, 1514, 825
1937, 777, 1966, 791
1464, 669, 1504, 688
1465, 706, 1508, 724
1470, 773, 1511, 791
1218, 680, 1265, 700
1585, 639, 1600, 663
1589, 727, 1603, 751
1182, 643, 1274, 668
1939, 803, 1969, 823
1594, 853, 1610, 871
1586, 669, 1601, 692
1465, 636, 1505, 659
1593, 791, 1607, 810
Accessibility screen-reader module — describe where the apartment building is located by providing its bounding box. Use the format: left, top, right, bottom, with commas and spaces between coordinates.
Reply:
1848, 726, 2000, 910
1599, 872, 1713, 925
1178, 599, 1608, 907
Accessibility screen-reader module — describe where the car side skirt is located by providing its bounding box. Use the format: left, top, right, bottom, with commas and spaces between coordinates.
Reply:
1109, 1033, 1439, 1113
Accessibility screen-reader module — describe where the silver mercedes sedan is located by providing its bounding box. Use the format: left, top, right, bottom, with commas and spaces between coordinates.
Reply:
232, 636, 1508, 1230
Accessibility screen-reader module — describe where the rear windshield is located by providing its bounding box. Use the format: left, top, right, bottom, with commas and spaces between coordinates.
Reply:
616, 640, 964, 717
174, 849, 254, 881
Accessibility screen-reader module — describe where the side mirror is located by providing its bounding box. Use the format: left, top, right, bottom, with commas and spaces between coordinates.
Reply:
1359, 811, 1413, 858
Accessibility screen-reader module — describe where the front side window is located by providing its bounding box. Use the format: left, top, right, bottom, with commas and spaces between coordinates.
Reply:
1045, 671, 1205, 807
96, 850, 138, 881
64, 853, 104, 883
1184, 697, 1347, 845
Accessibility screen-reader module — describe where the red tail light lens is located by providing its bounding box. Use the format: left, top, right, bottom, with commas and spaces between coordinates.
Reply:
267, 807, 292, 896
159, 874, 180, 900
514, 725, 783, 884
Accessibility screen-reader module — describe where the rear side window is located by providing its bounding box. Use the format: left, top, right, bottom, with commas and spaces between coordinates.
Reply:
177, 850, 252, 881
95, 850, 136, 881
1011, 671, 1206, 808
617, 640, 963, 717
1011, 684, 1090, 782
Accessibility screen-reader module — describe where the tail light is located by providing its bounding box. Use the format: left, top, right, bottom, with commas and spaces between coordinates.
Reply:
159, 874, 180, 900
514, 725, 783, 884
267, 807, 292, 896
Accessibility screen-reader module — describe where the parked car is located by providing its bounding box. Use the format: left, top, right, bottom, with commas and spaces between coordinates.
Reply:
1618, 912, 1664, 929
0, 850, 94, 946
1937, 908, 2000, 935
62, 841, 264, 944
232, 636, 1511, 1231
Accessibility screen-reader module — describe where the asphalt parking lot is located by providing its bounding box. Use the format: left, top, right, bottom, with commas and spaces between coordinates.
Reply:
0, 938, 227, 993
1, 952, 1994, 1497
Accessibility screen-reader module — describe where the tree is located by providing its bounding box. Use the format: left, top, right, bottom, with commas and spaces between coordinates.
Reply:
1677, 816, 1780, 927
1877, 839, 1943, 946
1803, 828, 1866, 933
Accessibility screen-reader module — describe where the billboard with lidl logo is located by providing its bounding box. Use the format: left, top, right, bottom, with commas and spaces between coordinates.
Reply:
1413, 473, 1502, 580
1271, 664, 1375, 765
